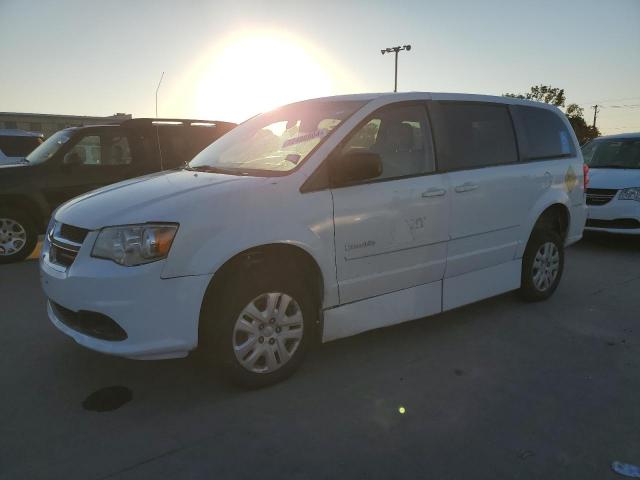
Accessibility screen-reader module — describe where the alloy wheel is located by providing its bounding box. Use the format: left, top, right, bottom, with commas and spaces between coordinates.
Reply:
531, 241, 560, 292
0, 218, 27, 256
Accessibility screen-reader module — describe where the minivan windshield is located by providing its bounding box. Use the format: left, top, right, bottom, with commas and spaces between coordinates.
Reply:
188, 99, 367, 175
25, 130, 73, 165
582, 138, 640, 169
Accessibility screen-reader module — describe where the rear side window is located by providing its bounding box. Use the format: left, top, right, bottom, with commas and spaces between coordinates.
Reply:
511, 105, 575, 160
157, 126, 222, 169
429, 102, 518, 171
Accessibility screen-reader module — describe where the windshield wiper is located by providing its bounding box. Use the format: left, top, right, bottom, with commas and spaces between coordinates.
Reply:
184, 165, 249, 175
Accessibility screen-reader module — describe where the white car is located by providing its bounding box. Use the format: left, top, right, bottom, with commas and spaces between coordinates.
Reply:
0, 129, 43, 165
40, 93, 587, 387
582, 132, 640, 234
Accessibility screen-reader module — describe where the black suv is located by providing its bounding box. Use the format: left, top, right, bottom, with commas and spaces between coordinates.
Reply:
0, 118, 235, 263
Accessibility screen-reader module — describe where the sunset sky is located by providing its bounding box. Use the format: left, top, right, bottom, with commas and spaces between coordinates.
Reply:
1, 0, 638, 135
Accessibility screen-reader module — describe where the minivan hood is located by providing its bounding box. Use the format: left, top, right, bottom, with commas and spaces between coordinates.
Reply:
589, 168, 640, 190
55, 169, 263, 230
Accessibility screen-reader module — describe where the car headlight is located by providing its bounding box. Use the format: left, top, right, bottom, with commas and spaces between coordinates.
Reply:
92, 224, 178, 266
618, 187, 640, 202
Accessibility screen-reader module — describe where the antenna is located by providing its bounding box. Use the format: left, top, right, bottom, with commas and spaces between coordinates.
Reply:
155, 71, 165, 118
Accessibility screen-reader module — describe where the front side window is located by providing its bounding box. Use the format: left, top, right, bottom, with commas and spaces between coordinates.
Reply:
583, 139, 640, 169
511, 105, 576, 160
188, 100, 366, 175
63, 132, 132, 166
430, 102, 518, 171
338, 104, 434, 181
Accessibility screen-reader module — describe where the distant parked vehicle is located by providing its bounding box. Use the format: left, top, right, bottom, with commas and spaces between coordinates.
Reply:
0, 129, 43, 165
582, 132, 640, 235
0, 118, 236, 263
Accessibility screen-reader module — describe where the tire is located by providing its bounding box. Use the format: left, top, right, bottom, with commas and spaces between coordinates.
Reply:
0, 207, 38, 264
200, 261, 316, 388
519, 228, 564, 302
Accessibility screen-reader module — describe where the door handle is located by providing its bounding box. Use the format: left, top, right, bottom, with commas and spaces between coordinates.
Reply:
454, 182, 479, 193
421, 188, 447, 198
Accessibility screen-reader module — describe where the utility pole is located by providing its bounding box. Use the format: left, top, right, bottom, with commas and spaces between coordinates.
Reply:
592, 104, 599, 128
381, 45, 412, 92
155, 71, 165, 118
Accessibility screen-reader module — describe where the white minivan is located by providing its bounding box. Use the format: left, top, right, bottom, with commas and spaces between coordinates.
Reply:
582, 132, 640, 234
40, 93, 587, 387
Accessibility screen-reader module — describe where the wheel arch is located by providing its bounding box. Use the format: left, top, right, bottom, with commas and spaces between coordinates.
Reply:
198, 242, 325, 340
0, 194, 49, 233
519, 202, 570, 258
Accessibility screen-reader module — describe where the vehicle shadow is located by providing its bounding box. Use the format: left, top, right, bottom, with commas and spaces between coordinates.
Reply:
579, 231, 640, 252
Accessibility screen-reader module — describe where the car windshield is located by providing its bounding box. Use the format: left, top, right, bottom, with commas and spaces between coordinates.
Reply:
25, 130, 73, 164
188, 99, 367, 175
582, 138, 640, 169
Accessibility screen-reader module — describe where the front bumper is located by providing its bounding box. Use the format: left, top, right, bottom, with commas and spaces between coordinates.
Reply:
40, 232, 212, 360
586, 199, 640, 235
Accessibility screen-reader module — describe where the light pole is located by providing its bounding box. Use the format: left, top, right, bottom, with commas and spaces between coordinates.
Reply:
381, 45, 411, 92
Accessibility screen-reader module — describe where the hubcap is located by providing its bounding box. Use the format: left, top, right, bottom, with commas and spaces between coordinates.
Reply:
0, 218, 27, 256
532, 242, 560, 292
232, 292, 304, 374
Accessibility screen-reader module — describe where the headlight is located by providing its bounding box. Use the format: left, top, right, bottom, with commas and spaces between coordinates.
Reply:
92, 224, 178, 266
618, 187, 640, 202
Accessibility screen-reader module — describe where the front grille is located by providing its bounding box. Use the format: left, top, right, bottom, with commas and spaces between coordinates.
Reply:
586, 188, 618, 206
49, 223, 89, 268
60, 224, 89, 244
50, 301, 127, 341
586, 218, 640, 229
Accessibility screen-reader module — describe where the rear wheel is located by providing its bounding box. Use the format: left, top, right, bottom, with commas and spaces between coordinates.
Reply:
200, 262, 315, 388
519, 229, 564, 301
0, 208, 38, 264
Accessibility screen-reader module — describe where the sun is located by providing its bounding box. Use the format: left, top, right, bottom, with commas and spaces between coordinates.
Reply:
192, 30, 336, 122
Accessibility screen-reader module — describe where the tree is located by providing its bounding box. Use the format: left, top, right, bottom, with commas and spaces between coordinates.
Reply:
505, 84, 566, 107
504, 85, 600, 144
565, 103, 601, 145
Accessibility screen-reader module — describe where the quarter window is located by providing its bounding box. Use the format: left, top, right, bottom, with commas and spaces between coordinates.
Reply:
339, 104, 435, 181
429, 102, 518, 171
511, 105, 575, 160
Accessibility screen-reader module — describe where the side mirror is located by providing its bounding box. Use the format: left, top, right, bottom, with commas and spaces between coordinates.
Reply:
331, 151, 382, 186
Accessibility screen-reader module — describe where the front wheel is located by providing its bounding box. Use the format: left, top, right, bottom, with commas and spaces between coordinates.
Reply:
519, 229, 565, 302
0, 208, 38, 264
200, 265, 315, 388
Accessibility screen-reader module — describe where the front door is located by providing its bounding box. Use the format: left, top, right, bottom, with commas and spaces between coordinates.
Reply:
43, 128, 144, 210
331, 103, 450, 304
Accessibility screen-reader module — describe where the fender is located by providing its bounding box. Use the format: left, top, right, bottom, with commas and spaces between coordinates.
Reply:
516, 185, 571, 258
161, 186, 340, 308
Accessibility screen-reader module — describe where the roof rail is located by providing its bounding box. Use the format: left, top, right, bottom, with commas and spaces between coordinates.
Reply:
120, 118, 236, 128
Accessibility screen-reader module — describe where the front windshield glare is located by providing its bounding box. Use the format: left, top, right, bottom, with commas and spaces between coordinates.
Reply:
25, 130, 73, 165
583, 139, 640, 169
188, 100, 366, 175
